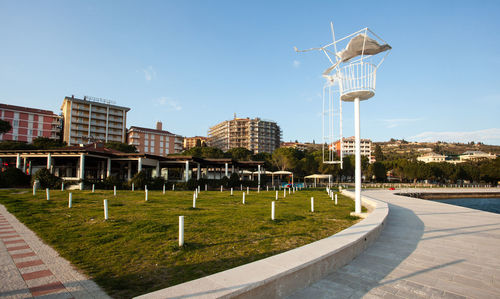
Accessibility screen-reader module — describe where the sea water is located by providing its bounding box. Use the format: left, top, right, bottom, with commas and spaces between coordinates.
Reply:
431, 197, 500, 214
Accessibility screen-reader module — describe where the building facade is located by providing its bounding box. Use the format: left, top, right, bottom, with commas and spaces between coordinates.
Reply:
417, 152, 446, 163
459, 151, 497, 162
61, 95, 130, 145
127, 122, 183, 156
281, 142, 308, 151
183, 136, 208, 150
208, 116, 282, 153
0, 103, 60, 143
333, 136, 372, 158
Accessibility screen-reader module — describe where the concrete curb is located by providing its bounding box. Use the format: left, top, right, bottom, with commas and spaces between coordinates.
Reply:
135, 192, 388, 299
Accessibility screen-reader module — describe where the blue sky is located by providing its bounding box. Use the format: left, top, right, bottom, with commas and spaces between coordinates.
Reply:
1, 0, 499, 145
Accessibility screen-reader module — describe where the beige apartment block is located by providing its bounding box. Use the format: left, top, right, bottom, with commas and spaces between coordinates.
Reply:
333, 136, 373, 162
184, 136, 208, 150
208, 116, 282, 153
61, 95, 130, 145
128, 122, 183, 156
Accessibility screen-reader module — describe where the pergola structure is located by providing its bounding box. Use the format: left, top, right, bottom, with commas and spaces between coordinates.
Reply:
304, 174, 333, 187
0, 143, 265, 190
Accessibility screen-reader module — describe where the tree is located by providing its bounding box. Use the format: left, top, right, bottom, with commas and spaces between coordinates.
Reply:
195, 139, 202, 147
374, 144, 384, 162
32, 137, 66, 149
0, 120, 12, 134
226, 147, 253, 161
369, 162, 386, 182
105, 142, 137, 153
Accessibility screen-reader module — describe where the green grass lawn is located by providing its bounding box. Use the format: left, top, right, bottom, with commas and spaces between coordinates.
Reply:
0, 188, 360, 298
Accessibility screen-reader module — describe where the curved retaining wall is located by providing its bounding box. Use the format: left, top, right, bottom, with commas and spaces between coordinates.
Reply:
135, 192, 388, 299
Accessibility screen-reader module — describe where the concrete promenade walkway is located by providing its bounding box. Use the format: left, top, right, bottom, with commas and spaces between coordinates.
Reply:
289, 189, 500, 299
0, 204, 109, 298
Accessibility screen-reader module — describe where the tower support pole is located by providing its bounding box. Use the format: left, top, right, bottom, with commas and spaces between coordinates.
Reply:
354, 97, 361, 214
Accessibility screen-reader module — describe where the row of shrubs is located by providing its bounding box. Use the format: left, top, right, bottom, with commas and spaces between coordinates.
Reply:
0, 168, 265, 191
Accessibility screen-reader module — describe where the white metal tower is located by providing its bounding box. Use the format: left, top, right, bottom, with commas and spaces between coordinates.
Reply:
295, 23, 391, 213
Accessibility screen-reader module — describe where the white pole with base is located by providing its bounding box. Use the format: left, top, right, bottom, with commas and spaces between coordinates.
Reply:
179, 216, 184, 247
271, 201, 275, 220
104, 199, 108, 220
68, 193, 72, 208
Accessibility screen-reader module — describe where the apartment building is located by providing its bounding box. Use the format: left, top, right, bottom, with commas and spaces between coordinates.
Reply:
61, 95, 130, 145
0, 103, 61, 142
333, 136, 372, 158
208, 116, 282, 153
127, 122, 183, 156
183, 136, 208, 150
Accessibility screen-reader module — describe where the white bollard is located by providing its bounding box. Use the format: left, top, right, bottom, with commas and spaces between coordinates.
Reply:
335, 194, 338, 205
173, 184, 175, 191
258, 185, 260, 193
195, 189, 198, 198
92, 184, 95, 193
247, 187, 249, 194
198, 186, 201, 193
289, 188, 291, 195
283, 189, 286, 198
240, 184, 243, 191
33, 183, 36, 196
221, 185, 223, 192
61, 182, 64, 191
163, 184, 165, 194
145, 185, 147, 192
132, 183, 134, 191
205, 184, 207, 191
114, 186, 116, 196
145, 189, 148, 201
193, 193, 196, 208
179, 216, 184, 247
271, 201, 275, 220
267, 186, 269, 192
242, 192, 245, 204
46, 188, 50, 201
104, 199, 108, 220
231, 188, 233, 196
293, 187, 295, 194
311, 197, 314, 212
276, 190, 278, 200
68, 193, 72, 208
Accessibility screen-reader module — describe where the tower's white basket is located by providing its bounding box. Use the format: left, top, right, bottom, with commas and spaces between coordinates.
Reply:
338, 61, 377, 102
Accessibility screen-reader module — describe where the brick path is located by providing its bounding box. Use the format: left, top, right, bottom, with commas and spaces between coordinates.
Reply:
0, 204, 109, 298
288, 189, 500, 299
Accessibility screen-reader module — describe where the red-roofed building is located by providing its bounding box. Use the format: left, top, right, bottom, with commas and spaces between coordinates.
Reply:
127, 122, 183, 157
0, 103, 61, 143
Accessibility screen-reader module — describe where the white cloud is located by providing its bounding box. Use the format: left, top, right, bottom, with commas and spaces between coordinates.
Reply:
156, 97, 182, 111
378, 118, 423, 128
143, 66, 156, 81
410, 128, 500, 144
293, 60, 300, 68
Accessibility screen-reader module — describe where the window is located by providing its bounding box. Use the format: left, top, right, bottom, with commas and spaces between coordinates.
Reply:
13, 120, 19, 127
150, 140, 155, 147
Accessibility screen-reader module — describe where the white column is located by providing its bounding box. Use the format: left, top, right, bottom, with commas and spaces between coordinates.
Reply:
185, 161, 189, 182
138, 158, 143, 172
16, 154, 21, 169
156, 161, 160, 177
179, 216, 184, 246
107, 158, 111, 178
23, 157, 27, 173
257, 165, 261, 186
79, 154, 85, 190
354, 97, 362, 214
127, 161, 132, 180
197, 163, 201, 180
225, 163, 228, 177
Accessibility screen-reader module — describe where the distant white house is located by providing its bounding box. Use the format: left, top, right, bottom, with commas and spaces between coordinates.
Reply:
417, 152, 446, 163
459, 151, 497, 162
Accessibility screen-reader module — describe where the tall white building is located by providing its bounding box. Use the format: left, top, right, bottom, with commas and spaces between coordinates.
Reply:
61, 95, 130, 145
333, 136, 373, 160
208, 116, 282, 153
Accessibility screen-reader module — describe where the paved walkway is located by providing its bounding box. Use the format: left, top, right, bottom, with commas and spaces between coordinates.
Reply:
0, 204, 109, 298
289, 189, 500, 299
